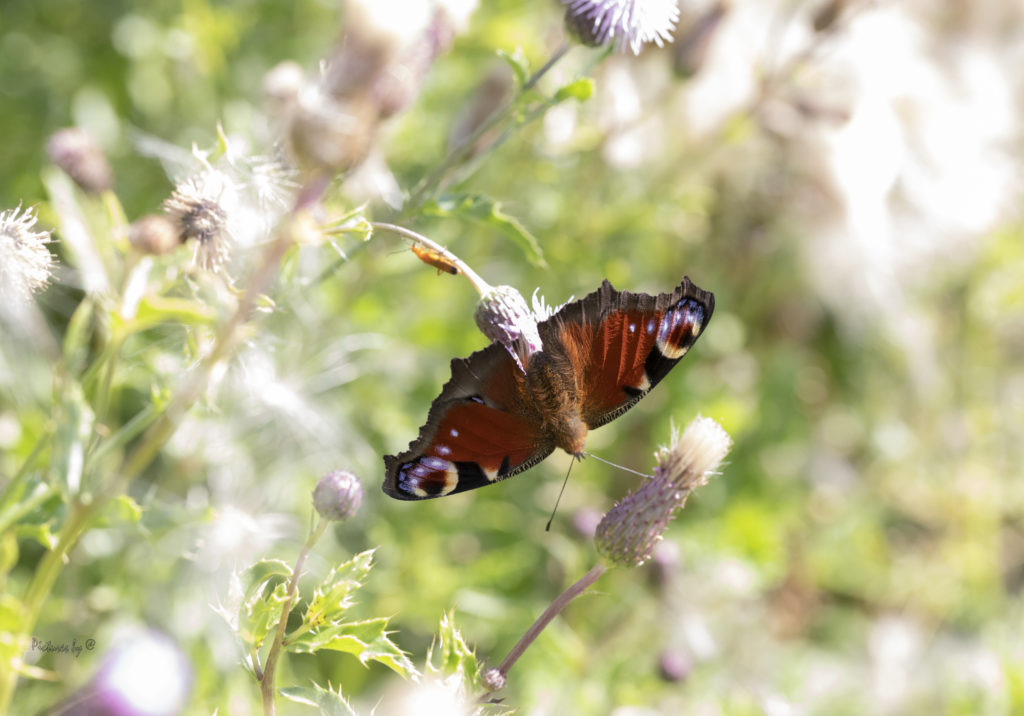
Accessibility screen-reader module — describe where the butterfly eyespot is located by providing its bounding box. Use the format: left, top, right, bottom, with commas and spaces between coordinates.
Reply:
435, 444, 452, 456
449, 428, 459, 437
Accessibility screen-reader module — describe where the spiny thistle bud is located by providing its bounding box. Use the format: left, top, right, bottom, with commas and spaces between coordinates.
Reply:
46, 127, 113, 195
162, 172, 233, 271
594, 416, 731, 567
474, 284, 544, 367
286, 91, 379, 175
313, 469, 364, 522
658, 648, 692, 682
481, 667, 507, 692
563, 0, 680, 55
812, 0, 848, 33
129, 214, 181, 256
0, 204, 54, 304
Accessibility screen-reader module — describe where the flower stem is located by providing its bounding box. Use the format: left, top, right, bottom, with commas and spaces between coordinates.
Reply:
406, 42, 571, 210
370, 222, 492, 296
497, 562, 607, 677
259, 517, 329, 715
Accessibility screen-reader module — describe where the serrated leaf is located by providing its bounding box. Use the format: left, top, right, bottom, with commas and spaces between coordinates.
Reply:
427, 611, 481, 689
554, 77, 595, 103
291, 618, 416, 677
280, 683, 357, 716
496, 48, 530, 89
424, 195, 546, 267
302, 549, 375, 628
242, 559, 294, 595
241, 579, 290, 650
237, 560, 293, 649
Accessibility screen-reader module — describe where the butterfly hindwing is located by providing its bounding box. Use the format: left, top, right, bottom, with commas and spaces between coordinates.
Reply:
539, 277, 714, 429
383, 343, 554, 500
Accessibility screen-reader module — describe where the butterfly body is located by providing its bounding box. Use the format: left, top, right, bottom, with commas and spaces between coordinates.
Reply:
383, 277, 714, 500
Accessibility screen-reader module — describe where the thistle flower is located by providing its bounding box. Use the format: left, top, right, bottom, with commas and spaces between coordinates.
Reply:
162, 171, 233, 271
595, 416, 731, 567
46, 127, 113, 195
563, 0, 680, 55
313, 469, 364, 522
0, 204, 54, 304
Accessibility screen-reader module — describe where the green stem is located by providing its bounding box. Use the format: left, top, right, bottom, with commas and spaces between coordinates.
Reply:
496, 562, 606, 677
0, 499, 98, 711
370, 222, 492, 296
406, 43, 571, 210
260, 517, 329, 715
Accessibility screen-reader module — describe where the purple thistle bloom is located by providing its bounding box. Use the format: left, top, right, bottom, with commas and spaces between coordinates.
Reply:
563, 0, 680, 55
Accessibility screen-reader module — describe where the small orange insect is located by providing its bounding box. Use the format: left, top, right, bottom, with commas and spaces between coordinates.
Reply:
411, 244, 460, 275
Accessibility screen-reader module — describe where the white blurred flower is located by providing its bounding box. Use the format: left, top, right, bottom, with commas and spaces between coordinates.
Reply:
162, 170, 234, 272
0, 205, 54, 304
90, 628, 192, 716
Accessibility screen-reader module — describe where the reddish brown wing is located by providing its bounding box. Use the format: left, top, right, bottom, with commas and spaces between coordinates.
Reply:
383, 343, 554, 500
539, 277, 714, 429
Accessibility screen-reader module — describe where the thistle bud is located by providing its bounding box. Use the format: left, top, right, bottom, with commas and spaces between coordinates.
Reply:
474, 284, 543, 366
481, 667, 507, 692
594, 416, 730, 567
313, 469, 364, 522
672, 2, 728, 79
46, 127, 113, 195
129, 214, 181, 256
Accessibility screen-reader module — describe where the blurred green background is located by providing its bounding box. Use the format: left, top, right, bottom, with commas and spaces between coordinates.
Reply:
3, 0, 1024, 714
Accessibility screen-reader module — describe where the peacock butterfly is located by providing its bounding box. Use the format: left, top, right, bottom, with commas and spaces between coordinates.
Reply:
382, 276, 714, 500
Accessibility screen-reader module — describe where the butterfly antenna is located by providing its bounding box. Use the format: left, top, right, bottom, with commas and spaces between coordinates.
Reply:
545, 457, 578, 532
584, 451, 652, 479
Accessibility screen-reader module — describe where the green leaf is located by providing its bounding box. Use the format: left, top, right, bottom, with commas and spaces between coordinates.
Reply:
424, 194, 547, 267
280, 683, 358, 716
554, 77, 595, 103
427, 611, 481, 690
302, 549, 375, 629
62, 297, 95, 376
0, 532, 18, 578
496, 48, 530, 89
0, 475, 58, 536
0, 594, 25, 632
126, 295, 218, 332
237, 559, 294, 649
97, 494, 144, 526
50, 380, 94, 496
13, 522, 57, 550
290, 618, 416, 677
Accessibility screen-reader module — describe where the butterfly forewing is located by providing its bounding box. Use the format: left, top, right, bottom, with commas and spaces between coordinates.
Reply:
383, 343, 554, 500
